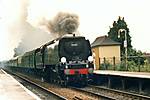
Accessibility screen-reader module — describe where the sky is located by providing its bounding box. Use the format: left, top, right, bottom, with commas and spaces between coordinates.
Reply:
0, 0, 150, 60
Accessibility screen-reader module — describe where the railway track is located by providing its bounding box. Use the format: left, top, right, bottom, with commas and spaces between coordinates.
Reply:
3, 70, 103, 100
87, 85, 150, 100
3, 69, 67, 100
5, 69, 150, 100
69, 86, 115, 100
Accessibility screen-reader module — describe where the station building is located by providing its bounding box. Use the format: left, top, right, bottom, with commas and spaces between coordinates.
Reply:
91, 35, 121, 70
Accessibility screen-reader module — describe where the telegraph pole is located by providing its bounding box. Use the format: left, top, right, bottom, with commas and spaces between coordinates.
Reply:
118, 29, 128, 71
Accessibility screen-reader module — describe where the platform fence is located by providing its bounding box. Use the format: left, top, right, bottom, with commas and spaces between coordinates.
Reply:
96, 55, 150, 72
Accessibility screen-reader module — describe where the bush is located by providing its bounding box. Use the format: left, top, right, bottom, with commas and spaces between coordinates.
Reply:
115, 61, 126, 71
100, 61, 112, 70
127, 61, 138, 71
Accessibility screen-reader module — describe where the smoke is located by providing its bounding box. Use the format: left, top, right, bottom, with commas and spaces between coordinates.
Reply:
1, 0, 80, 58
1, 0, 51, 57
42, 12, 79, 36
1, 0, 30, 58
13, 22, 51, 57
14, 11, 80, 56
13, 12, 80, 56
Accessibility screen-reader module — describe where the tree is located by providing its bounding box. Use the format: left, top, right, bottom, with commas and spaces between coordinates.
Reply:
107, 16, 132, 57
107, 17, 145, 66
128, 49, 145, 65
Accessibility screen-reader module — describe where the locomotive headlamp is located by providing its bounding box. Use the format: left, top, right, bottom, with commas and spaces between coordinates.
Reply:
86, 64, 89, 68
65, 65, 68, 69
88, 56, 93, 62
61, 57, 66, 63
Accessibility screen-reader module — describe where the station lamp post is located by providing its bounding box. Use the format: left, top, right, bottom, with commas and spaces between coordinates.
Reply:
118, 29, 128, 71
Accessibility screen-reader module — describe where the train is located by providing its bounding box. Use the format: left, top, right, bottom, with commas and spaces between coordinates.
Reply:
5, 34, 94, 86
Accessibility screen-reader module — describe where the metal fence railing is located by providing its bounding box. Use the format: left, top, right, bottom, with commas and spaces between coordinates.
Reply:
96, 55, 150, 72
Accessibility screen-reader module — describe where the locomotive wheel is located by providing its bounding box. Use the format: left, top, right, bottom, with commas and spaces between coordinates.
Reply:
80, 79, 88, 87
64, 81, 67, 87
61, 80, 68, 87
60, 81, 64, 86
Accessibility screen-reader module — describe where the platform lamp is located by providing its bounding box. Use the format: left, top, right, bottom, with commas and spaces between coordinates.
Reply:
118, 29, 128, 71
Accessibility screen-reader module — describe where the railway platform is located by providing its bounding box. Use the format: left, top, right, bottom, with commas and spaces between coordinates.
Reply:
0, 69, 40, 100
93, 70, 150, 96
94, 70, 150, 79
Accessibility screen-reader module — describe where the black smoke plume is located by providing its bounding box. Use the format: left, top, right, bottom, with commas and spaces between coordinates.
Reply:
46, 12, 79, 36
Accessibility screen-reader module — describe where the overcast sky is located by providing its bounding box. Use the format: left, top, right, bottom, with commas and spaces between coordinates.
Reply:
0, 0, 150, 60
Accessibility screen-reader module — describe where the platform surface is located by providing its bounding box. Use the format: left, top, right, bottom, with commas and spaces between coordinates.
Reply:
0, 69, 40, 100
94, 70, 150, 79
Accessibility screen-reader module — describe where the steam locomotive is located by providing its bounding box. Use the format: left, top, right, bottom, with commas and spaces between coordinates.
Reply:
6, 34, 94, 86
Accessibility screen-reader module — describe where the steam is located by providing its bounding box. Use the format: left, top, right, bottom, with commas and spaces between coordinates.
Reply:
13, 22, 51, 56
14, 12, 80, 56
42, 12, 79, 36
1, 0, 80, 58
2, 0, 51, 57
